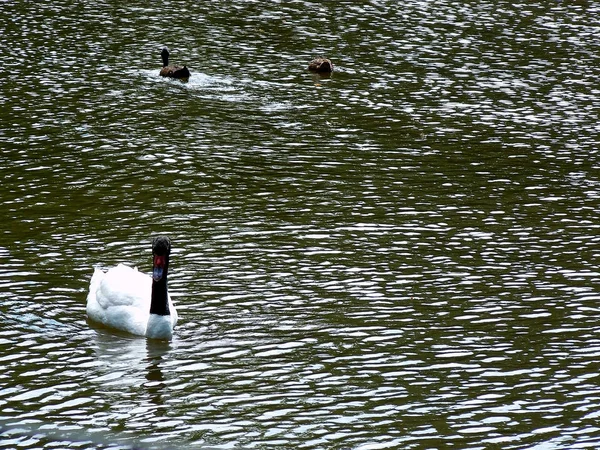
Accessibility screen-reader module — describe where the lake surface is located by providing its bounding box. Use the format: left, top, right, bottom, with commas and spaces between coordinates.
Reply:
1, 1, 600, 448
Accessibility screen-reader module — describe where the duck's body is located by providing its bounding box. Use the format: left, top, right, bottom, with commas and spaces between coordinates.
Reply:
308, 57, 333, 73
160, 47, 190, 79
86, 236, 178, 340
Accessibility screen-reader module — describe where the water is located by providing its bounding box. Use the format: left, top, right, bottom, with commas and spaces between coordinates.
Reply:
1, 1, 600, 448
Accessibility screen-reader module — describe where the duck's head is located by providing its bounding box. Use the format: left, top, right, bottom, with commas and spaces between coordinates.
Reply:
161, 47, 169, 67
152, 236, 171, 282
316, 59, 333, 73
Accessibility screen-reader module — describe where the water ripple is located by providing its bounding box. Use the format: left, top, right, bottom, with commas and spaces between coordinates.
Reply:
2, 0, 600, 448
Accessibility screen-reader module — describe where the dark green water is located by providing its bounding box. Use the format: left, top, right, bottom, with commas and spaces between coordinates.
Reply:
1, 1, 600, 449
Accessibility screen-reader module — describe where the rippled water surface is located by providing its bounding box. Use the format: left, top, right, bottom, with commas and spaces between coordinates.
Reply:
2, 1, 600, 449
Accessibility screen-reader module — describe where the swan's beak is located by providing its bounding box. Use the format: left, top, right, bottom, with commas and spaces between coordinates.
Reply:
153, 255, 166, 281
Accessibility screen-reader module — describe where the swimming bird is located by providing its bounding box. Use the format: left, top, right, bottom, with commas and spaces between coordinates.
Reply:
86, 236, 178, 340
308, 57, 333, 73
160, 47, 191, 79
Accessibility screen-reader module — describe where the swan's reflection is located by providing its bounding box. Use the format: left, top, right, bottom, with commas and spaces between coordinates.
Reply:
144, 339, 171, 406
90, 329, 172, 407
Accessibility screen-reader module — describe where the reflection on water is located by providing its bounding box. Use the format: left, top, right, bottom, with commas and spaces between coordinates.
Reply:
1, 0, 600, 448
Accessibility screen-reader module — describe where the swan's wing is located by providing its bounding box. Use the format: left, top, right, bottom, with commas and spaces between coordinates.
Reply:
86, 264, 152, 336
97, 264, 151, 309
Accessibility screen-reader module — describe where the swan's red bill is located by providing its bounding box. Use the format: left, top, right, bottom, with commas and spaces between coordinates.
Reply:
153, 255, 166, 281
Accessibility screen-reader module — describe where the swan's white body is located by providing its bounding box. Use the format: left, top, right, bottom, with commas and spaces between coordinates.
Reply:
86, 264, 178, 339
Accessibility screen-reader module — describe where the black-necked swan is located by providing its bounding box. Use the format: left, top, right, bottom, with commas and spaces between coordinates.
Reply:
308, 57, 333, 73
86, 236, 178, 340
159, 47, 191, 80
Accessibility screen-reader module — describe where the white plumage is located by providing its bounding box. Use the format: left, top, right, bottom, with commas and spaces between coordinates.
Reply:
86, 263, 178, 340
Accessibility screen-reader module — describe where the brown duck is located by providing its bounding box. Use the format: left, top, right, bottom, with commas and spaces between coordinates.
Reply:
160, 47, 191, 79
308, 57, 333, 73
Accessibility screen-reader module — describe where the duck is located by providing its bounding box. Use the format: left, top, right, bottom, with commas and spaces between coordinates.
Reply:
86, 236, 178, 340
159, 47, 191, 79
308, 57, 333, 73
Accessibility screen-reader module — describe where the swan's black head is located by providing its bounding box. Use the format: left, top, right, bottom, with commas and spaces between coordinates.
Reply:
152, 236, 171, 282
161, 47, 169, 67
153, 235, 171, 256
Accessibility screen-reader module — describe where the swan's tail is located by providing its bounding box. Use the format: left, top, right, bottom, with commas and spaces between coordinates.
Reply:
88, 268, 105, 297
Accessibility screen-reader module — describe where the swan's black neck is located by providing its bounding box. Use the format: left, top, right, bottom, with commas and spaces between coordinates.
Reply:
150, 236, 171, 316
150, 275, 169, 315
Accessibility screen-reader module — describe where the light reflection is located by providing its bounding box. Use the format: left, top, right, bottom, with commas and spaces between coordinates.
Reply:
1, 0, 600, 448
